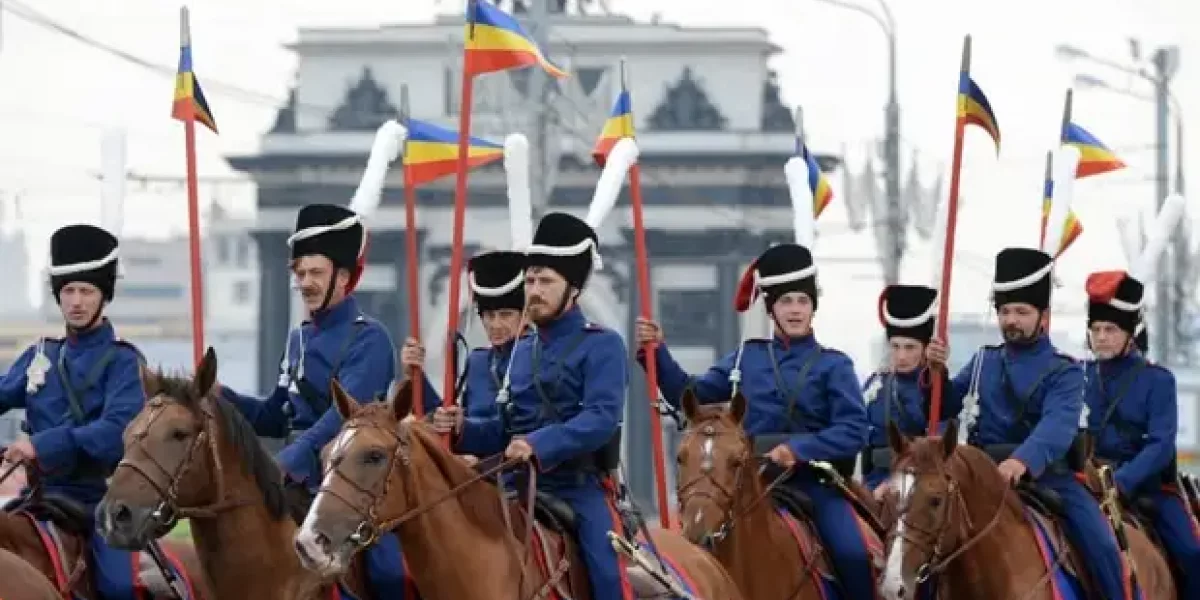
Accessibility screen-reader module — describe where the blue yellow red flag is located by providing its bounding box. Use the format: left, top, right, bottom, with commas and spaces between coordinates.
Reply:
592, 90, 634, 166
957, 73, 999, 152
403, 119, 504, 186
172, 44, 217, 134
464, 1, 567, 79
1062, 123, 1125, 178
796, 140, 834, 218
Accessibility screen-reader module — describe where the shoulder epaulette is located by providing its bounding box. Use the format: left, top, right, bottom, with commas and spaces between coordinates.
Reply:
583, 322, 607, 332
112, 337, 146, 360
819, 346, 846, 358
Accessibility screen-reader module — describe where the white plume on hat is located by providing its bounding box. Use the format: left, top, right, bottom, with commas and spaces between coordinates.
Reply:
784, 156, 816, 249
349, 119, 408, 218
1041, 145, 1080, 260
505, 133, 533, 250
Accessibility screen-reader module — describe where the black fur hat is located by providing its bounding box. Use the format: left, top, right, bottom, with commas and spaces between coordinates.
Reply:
734, 244, 818, 312
878, 284, 938, 343
49, 224, 119, 302
524, 212, 598, 289
288, 203, 367, 292
469, 250, 526, 312
992, 247, 1053, 310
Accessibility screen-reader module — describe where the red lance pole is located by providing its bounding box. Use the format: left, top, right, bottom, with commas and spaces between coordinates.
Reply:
399, 85, 426, 417
927, 36, 973, 435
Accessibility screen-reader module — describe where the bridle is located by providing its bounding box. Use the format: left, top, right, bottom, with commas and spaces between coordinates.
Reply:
114, 395, 250, 534
316, 417, 570, 600
888, 457, 1006, 585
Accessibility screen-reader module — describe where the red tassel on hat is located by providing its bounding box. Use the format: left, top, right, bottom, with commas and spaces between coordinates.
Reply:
346, 233, 370, 295
876, 288, 889, 328
1085, 270, 1126, 303
733, 261, 759, 313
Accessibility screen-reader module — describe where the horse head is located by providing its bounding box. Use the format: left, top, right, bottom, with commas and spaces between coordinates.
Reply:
675, 389, 752, 547
295, 378, 466, 577
98, 347, 288, 549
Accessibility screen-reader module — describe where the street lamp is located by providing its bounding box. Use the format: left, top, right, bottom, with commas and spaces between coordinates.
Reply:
811, 0, 902, 285
1057, 41, 1182, 363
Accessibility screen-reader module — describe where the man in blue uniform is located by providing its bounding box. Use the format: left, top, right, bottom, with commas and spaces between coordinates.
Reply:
862, 284, 959, 491
220, 203, 407, 596
1083, 269, 1200, 596
635, 243, 877, 600
925, 247, 1129, 600
415, 250, 525, 438
444, 212, 632, 600
0, 224, 156, 599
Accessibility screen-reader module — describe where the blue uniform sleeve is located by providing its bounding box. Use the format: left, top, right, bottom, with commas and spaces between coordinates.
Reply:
278, 326, 396, 482
456, 415, 508, 456
1012, 361, 1083, 478
639, 343, 733, 408
221, 385, 289, 438
0, 345, 34, 414
31, 348, 145, 474
786, 353, 869, 461
1115, 369, 1178, 494
526, 331, 628, 470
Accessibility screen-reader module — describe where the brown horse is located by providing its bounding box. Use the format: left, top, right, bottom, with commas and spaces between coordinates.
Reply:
296, 377, 743, 600
0, 547, 63, 600
881, 420, 1174, 600
95, 347, 368, 600
0, 461, 208, 598
675, 390, 884, 599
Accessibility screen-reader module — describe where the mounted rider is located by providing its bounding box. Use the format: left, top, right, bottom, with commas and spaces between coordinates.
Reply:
925, 247, 1130, 600
0, 224, 176, 599
221, 122, 412, 596
404, 134, 532, 426
1084, 269, 1200, 596
862, 284, 960, 491
441, 138, 636, 600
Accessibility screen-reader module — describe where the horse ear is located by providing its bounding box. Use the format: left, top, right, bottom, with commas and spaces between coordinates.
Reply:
193, 347, 218, 397
331, 378, 357, 420
390, 378, 414, 421
139, 363, 160, 399
681, 387, 701, 423
730, 391, 747, 424
886, 420, 909, 455
941, 419, 959, 458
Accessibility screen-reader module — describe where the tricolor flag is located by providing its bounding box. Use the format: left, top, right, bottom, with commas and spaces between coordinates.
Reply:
403, 118, 504, 186
171, 40, 217, 133
464, 1, 567, 79
958, 73, 1000, 152
592, 90, 633, 166
797, 140, 834, 218
1063, 123, 1124, 178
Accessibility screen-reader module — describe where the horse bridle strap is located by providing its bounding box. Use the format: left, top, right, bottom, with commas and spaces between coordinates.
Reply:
115, 396, 252, 525
320, 420, 563, 600
895, 464, 1006, 583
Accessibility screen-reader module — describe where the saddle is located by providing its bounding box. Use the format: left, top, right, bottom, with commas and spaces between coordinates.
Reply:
2, 493, 93, 537
532, 491, 578, 533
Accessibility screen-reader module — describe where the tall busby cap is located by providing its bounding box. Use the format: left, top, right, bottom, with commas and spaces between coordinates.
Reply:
525, 212, 599, 290
877, 284, 938, 343
733, 243, 818, 313
288, 203, 366, 286
1086, 270, 1144, 334
49, 224, 120, 301
469, 250, 526, 312
992, 247, 1053, 310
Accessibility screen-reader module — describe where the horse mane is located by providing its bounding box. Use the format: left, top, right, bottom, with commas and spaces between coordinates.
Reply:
357, 403, 509, 536
146, 368, 289, 521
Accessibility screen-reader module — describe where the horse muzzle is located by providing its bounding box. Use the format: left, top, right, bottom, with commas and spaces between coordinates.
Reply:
95, 498, 159, 550
294, 523, 354, 577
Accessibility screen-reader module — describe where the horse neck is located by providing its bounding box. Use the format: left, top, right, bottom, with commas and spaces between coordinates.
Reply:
397, 436, 531, 600
188, 437, 315, 599
941, 453, 1044, 598
713, 462, 781, 571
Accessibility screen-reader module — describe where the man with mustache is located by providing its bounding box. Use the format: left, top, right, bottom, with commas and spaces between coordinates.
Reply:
0, 224, 189, 598
1082, 270, 1200, 596
636, 242, 877, 600
410, 250, 526, 446
442, 211, 633, 600
220, 203, 412, 597
926, 247, 1128, 600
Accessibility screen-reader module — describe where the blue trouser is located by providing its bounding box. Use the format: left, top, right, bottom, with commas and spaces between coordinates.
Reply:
90, 529, 140, 600
542, 475, 631, 600
788, 475, 876, 600
1149, 488, 1200, 598
1040, 474, 1128, 600
363, 532, 414, 599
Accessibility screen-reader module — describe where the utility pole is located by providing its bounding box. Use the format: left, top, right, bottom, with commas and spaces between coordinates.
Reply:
1151, 47, 1179, 364
882, 23, 902, 287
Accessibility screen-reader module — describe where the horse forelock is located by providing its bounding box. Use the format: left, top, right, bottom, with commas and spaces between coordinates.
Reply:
143, 369, 288, 521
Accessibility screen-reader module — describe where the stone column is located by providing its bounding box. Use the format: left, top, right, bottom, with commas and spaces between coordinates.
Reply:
252, 230, 291, 395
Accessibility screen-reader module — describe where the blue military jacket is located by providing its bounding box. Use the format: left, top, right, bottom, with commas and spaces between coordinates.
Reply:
649, 334, 868, 463
863, 368, 947, 448
456, 307, 627, 475
0, 320, 144, 507
943, 336, 1083, 479
222, 295, 395, 486
420, 342, 514, 420
1084, 351, 1177, 495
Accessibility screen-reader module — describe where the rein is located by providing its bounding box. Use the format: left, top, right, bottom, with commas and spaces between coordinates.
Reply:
114, 395, 253, 531
319, 419, 568, 600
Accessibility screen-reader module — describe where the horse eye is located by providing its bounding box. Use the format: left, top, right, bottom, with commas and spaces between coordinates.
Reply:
169, 428, 190, 442
363, 449, 387, 465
